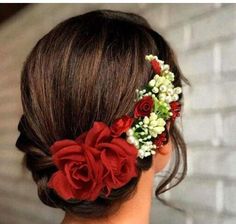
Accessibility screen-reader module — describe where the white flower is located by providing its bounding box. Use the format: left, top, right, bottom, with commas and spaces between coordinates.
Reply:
172, 94, 179, 102
126, 129, 134, 136
138, 140, 157, 159
143, 116, 149, 125
165, 95, 172, 103
159, 93, 166, 101
149, 79, 156, 87
167, 88, 174, 95
159, 85, 167, 93
165, 72, 175, 81
149, 112, 158, 121
149, 127, 165, 138
127, 136, 136, 144
154, 74, 160, 81
163, 64, 170, 71
174, 87, 182, 94
152, 86, 159, 93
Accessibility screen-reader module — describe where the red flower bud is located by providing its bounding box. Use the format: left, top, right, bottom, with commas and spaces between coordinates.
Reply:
154, 132, 167, 154
151, 59, 161, 74
110, 115, 133, 137
170, 101, 181, 121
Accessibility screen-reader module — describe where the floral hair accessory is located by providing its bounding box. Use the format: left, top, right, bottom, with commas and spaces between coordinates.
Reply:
48, 122, 138, 201
48, 54, 182, 201
126, 54, 182, 158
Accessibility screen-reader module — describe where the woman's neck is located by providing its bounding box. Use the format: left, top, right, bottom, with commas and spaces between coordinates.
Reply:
62, 166, 155, 224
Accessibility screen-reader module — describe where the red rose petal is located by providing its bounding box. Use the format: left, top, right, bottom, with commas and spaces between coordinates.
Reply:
48, 170, 75, 200
81, 122, 111, 147
111, 138, 138, 157
50, 140, 77, 154
52, 144, 84, 170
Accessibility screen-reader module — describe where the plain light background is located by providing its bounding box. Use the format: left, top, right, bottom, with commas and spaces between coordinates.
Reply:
0, 3, 236, 224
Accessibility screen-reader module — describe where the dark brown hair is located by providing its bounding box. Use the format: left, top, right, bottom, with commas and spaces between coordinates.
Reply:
16, 9, 188, 218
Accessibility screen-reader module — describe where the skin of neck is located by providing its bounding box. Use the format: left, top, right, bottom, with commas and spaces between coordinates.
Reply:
62, 161, 156, 224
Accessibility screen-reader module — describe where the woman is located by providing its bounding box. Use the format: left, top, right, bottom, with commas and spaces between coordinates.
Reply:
16, 9, 188, 224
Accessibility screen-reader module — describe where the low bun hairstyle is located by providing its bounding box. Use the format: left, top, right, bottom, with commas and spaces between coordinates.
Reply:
16, 9, 188, 218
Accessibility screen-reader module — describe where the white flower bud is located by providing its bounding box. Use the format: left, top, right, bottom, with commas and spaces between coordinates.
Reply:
153, 126, 165, 134
159, 93, 166, 101
138, 150, 145, 159
165, 72, 175, 81
148, 79, 156, 87
144, 152, 151, 157
163, 79, 171, 86
149, 120, 158, 127
154, 74, 160, 81
163, 64, 170, 71
167, 88, 174, 95
174, 87, 182, 94
145, 55, 149, 61
149, 130, 158, 138
172, 94, 179, 101
149, 112, 157, 121
159, 85, 167, 92
134, 139, 139, 147
126, 129, 134, 136
165, 95, 172, 103
143, 116, 149, 125
156, 118, 166, 126
152, 86, 159, 93
158, 76, 165, 84
127, 136, 136, 144
151, 150, 156, 155
145, 55, 153, 61
141, 145, 148, 151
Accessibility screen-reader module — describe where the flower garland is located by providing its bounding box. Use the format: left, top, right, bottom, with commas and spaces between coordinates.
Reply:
47, 54, 182, 201
125, 54, 182, 158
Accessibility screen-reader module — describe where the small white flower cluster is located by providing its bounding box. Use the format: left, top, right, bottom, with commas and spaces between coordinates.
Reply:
127, 54, 182, 159
143, 113, 166, 138
137, 55, 182, 104
126, 113, 166, 158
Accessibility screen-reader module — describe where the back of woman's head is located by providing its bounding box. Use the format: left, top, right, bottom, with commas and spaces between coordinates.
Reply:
16, 9, 187, 218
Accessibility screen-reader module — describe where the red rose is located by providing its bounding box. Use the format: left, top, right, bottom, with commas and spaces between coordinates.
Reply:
110, 115, 133, 137
48, 139, 104, 201
99, 138, 137, 196
170, 101, 181, 121
48, 122, 138, 201
134, 96, 154, 118
151, 59, 161, 74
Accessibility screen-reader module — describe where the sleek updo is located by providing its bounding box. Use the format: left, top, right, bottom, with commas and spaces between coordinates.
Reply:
16, 9, 188, 218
